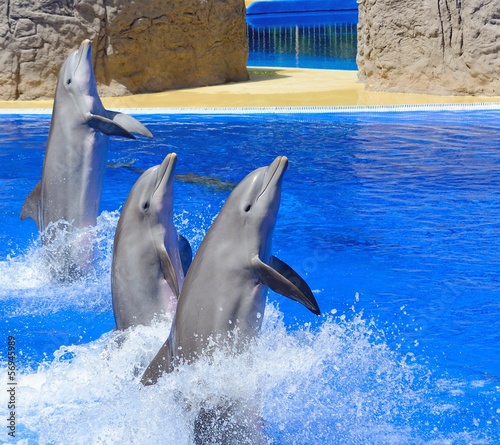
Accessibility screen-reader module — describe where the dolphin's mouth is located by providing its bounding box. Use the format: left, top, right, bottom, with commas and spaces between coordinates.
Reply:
257, 156, 288, 201
153, 153, 177, 197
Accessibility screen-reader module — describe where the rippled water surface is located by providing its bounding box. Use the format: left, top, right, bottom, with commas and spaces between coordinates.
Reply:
1, 110, 499, 444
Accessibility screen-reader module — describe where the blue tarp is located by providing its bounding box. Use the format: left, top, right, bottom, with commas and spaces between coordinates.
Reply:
246, 10, 358, 27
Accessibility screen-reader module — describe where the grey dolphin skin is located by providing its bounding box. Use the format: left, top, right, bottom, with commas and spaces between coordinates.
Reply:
141, 156, 320, 442
20, 39, 152, 279
111, 153, 192, 330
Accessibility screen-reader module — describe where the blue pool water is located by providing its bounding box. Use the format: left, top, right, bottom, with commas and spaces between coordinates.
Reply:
247, 11, 358, 70
1, 109, 499, 443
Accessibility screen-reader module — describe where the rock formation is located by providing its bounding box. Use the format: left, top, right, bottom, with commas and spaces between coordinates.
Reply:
357, 0, 500, 95
0, 0, 248, 100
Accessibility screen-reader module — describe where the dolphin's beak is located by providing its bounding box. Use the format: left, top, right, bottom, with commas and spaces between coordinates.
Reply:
258, 156, 288, 200
267, 156, 288, 187
271, 156, 288, 178
154, 153, 177, 198
76, 39, 92, 72
80, 39, 91, 53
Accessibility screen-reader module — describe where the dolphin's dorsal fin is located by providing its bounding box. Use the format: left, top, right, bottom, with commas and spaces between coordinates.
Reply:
20, 181, 42, 226
251, 254, 321, 315
140, 338, 174, 386
87, 113, 136, 139
178, 234, 193, 277
107, 111, 153, 138
158, 244, 180, 297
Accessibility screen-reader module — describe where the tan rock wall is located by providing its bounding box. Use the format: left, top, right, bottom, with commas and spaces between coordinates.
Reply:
357, 0, 500, 95
0, 0, 248, 100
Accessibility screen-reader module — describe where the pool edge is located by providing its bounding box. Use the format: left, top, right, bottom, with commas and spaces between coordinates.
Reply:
2, 102, 500, 115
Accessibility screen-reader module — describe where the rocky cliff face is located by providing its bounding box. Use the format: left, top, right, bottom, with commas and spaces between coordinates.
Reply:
0, 0, 248, 100
357, 0, 500, 95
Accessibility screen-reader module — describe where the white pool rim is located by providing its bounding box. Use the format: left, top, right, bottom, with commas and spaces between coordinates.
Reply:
1, 102, 500, 115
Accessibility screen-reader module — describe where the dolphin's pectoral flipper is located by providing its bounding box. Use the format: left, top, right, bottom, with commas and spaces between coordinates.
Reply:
107, 111, 154, 138
20, 181, 42, 225
269, 256, 319, 309
158, 244, 180, 297
251, 255, 321, 315
178, 234, 193, 276
141, 339, 174, 386
87, 113, 136, 139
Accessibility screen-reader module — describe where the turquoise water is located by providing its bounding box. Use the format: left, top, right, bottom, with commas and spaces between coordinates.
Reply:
0, 110, 499, 443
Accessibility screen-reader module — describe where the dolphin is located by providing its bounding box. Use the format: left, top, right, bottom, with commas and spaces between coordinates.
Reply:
141, 155, 320, 376
111, 153, 192, 330
141, 156, 320, 442
20, 39, 152, 279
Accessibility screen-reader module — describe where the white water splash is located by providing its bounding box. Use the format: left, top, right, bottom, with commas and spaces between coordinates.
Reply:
0, 306, 428, 445
2, 306, 498, 444
0, 211, 119, 316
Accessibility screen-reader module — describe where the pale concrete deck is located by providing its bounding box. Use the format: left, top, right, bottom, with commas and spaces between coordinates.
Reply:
1, 69, 499, 110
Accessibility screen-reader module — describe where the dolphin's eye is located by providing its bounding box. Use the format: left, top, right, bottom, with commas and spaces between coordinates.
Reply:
67, 79, 72, 85
244, 204, 252, 212
143, 202, 150, 211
